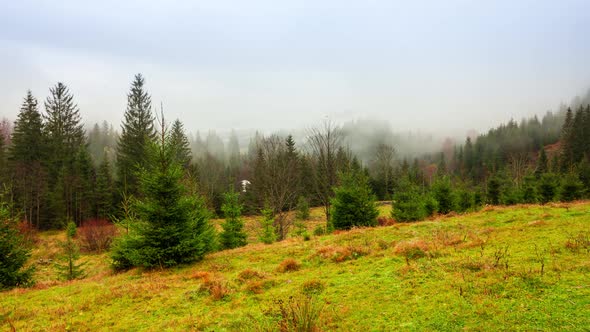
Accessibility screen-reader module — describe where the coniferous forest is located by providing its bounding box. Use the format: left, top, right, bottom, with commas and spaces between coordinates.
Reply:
1, 73, 590, 288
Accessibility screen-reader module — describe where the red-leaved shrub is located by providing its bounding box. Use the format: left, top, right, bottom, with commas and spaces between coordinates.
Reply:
17, 221, 39, 246
78, 219, 117, 253
377, 216, 396, 227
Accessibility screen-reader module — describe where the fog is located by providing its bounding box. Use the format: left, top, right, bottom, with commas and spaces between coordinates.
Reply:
1, 0, 590, 144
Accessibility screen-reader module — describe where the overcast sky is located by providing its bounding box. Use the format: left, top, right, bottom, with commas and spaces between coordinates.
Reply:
1, 0, 589, 137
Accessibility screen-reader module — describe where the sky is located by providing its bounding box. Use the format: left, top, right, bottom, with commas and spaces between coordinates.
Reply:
1, 0, 589, 138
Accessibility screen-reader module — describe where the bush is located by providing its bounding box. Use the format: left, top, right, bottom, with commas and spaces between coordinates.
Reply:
78, 219, 117, 253
277, 258, 301, 273
16, 221, 39, 247
301, 279, 325, 296
330, 170, 379, 230
456, 190, 474, 213
275, 295, 324, 332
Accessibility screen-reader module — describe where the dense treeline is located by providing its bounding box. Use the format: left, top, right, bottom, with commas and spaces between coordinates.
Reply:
1, 73, 590, 285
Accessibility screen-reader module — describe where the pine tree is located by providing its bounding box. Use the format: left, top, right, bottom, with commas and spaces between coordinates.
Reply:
219, 188, 247, 249
55, 221, 85, 280
9, 91, 46, 228
0, 202, 34, 289
560, 108, 574, 171
538, 173, 558, 204
169, 119, 191, 168
116, 74, 156, 198
391, 179, 426, 222
330, 170, 378, 230
43, 83, 86, 227
487, 175, 502, 205
95, 153, 114, 219
111, 119, 215, 270
559, 173, 583, 202
258, 206, 277, 244
73, 147, 96, 222
432, 176, 455, 214
535, 148, 548, 178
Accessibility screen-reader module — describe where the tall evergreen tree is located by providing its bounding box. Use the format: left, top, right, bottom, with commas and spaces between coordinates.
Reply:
535, 148, 548, 178
43, 83, 86, 227
9, 91, 46, 227
111, 119, 215, 270
116, 74, 156, 198
560, 108, 574, 171
169, 119, 191, 168
95, 153, 114, 220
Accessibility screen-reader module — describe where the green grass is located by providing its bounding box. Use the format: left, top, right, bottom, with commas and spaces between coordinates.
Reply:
2, 202, 590, 331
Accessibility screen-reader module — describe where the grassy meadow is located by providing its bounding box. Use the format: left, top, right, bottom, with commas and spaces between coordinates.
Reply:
1, 202, 590, 331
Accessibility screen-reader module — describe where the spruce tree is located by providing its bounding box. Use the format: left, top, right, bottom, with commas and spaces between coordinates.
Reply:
535, 148, 548, 178
95, 153, 114, 220
391, 179, 426, 222
43, 83, 86, 227
487, 175, 502, 205
560, 108, 574, 171
111, 120, 215, 270
55, 221, 85, 280
559, 173, 583, 202
538, 173, 558, 204
116, 74, 156, 198
258, 206, 277, 244
9, 91, 46, 228
432, 176, 455, 214
219, 188, 247, 249
330, 170, 378, 230
169, 119, 191, 168
0, 203, 34, 289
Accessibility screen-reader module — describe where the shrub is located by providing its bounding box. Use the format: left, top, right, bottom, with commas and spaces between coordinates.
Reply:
538, 173, 559, 204
237, 268, 265, 282
456, 190, 474, 213
394, 240, 430, 265
275, 295, 324, 332
377, 216, 396, 227
277, 258, 301, 273
313, 225, 326, 236
78, 219, 117, 253
301, 279, 326, 296
16, 221, 39, 247
199, 277, 231, 300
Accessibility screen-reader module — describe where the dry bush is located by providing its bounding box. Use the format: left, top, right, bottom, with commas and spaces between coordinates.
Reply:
377, 216, 396, 227
17, 221, 39, 246
191, 271, 212, 280
198, 274, 231, 300
245, 280, 276, 294
301, 279, 325, 296
315, 245, 369, 263
432, 230, 463, 248
237, 268, 265, 282
276, 295, 324, 332
78, 219, 117, 253
394, 240, 431, 265
565, 232, 590, 253
277, 259, 301, 273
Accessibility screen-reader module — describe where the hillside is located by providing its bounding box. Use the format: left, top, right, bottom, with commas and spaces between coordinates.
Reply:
1, 203, 590, 331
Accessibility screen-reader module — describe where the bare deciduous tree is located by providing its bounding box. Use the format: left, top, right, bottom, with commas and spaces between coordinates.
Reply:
306, 120, 343, 223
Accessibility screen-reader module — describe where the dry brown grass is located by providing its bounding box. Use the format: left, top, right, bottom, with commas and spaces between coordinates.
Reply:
277, 258, 301, 273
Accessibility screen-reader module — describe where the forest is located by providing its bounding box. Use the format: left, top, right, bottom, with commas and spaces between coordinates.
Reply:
1, 73, 590, 289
